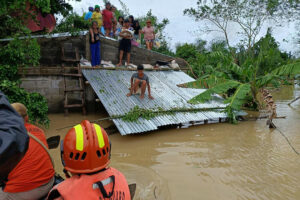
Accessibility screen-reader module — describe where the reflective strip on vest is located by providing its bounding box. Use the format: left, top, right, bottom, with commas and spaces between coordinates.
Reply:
74, 124, 84, 151
94, 124, 105, 148
92, 177, 113, 189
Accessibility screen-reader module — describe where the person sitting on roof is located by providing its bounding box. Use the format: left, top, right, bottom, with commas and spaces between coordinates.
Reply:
47, 120, 131, 200
127, 65, 154, 100
0, 103, 55, 200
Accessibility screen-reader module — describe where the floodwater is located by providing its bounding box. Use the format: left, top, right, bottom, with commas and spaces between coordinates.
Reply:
45, 84, 300, 200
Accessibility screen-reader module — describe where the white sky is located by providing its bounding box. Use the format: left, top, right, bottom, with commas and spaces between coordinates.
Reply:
67, 0, 299, 55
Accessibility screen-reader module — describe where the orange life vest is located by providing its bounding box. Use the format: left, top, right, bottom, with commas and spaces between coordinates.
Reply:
47, 167, 131, 200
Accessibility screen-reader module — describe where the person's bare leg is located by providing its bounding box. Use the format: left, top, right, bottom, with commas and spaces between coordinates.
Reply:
149, 42, 153, 50
140, 80, 147, 99
127, 79, 140, 97
127, 53, 131, 66
133, 79, 140, 93
146, 41, 151, 50
117, 50, 124, 66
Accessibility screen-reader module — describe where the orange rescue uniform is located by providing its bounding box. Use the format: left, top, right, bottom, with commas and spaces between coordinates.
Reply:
48, 167, 130, 200
4, 123, 55, 193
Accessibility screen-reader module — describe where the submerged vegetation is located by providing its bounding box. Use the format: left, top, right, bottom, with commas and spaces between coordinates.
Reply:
117, 106, 226, 122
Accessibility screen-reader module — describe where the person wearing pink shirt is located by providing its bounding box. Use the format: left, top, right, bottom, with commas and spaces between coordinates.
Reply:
142, 19, 155, 50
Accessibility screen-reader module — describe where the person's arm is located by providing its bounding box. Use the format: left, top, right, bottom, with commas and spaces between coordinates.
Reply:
146, 77, 154, 99
153, 27, 155, 40
89, 28, 95, 43
147, 82, 154, 99
119, 31, 126, 38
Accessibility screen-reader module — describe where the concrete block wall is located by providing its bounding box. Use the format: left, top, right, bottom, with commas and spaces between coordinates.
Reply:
38, 35, 87, 66
21, 76, 95, 112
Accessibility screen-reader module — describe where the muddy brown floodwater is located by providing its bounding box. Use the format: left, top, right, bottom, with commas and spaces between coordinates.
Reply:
45, 85, 300, 200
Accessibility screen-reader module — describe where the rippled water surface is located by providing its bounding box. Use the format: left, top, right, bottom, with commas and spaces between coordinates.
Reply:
46, 85, 300, 200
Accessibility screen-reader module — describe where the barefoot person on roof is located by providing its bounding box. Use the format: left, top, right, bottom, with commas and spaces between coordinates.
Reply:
127, 65, 154, 100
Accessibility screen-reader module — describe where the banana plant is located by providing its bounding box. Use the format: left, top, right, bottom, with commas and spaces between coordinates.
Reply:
179, 51, 300, 123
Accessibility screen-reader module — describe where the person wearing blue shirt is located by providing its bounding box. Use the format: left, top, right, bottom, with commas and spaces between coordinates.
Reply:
84, 7, 94, 21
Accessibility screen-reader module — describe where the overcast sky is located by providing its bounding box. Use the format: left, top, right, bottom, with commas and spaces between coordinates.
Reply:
68, 0, 298, 54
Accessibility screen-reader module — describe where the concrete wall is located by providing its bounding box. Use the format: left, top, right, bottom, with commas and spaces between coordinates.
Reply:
20, 75, 96, 112
38, 35, 87, 66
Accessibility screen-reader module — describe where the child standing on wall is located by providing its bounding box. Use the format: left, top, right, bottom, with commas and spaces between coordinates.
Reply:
117, 19, 134, 67
142, 19, 155, 50
90, 21, 102, 67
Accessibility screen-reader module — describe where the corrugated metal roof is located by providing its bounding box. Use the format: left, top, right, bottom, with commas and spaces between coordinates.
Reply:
82, 69, 228, 135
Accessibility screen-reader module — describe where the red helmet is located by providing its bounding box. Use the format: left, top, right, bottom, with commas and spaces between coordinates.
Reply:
61, 120, 111, 174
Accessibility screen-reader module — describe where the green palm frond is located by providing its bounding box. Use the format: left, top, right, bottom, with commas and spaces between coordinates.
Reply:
224, 83, 251, 110
188, 80, 241, 104
256, 74, 278, 88
209, 51, 232, 63
272, 62, 300, 76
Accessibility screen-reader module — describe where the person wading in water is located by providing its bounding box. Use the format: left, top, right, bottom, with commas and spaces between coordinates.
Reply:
127, 65, 154, 100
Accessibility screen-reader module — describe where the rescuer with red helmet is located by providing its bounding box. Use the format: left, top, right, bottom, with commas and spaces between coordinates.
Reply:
47, 120, 131, 200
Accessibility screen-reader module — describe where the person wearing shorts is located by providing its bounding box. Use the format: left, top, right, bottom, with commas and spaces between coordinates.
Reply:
102, 2, 114, 37
127, 65, 154, 100
117, 19, 134, 66
142, 19, 155, 50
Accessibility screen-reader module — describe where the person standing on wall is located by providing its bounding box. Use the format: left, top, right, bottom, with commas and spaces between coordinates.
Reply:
84, 7, 94, 21
102, 2, 114, 37
89, 21, 102, 67
0, 103, 55, 200
132, 20, 141, 46
142, 19, 155, 50
116, 16, 124, 36
110, 5, 118, 37
128, 15, 134, 28
117, 19, 134, 67
91, 5, 103, 28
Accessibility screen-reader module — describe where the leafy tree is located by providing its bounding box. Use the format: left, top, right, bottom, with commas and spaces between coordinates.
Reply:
176, 44, 199, 61
0, 0, 76, 126
53, 13, 90, 35
184, 0, 299, 57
